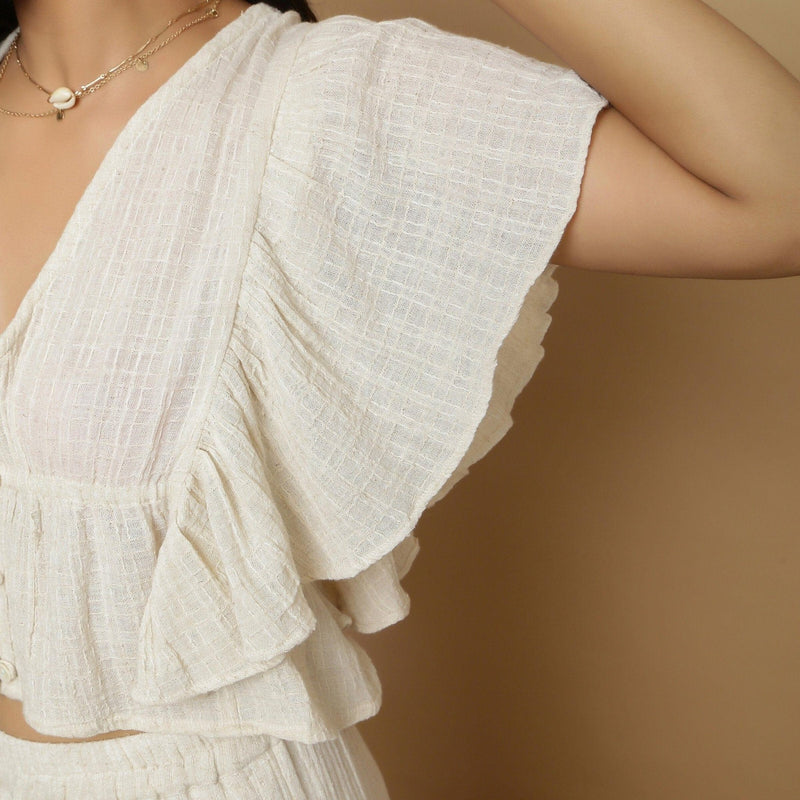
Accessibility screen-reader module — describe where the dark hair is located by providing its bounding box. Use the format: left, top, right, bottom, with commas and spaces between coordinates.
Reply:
0, 0, 316, 41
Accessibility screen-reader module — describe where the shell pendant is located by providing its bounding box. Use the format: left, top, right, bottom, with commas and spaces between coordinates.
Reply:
48, 86, 76, 120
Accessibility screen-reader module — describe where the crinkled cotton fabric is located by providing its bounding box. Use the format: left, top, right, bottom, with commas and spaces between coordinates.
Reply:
0, 725, 390, 799
0, 3, 607, 740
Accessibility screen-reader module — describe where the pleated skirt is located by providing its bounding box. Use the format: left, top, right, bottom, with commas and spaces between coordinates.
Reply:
0, 725, 391, 799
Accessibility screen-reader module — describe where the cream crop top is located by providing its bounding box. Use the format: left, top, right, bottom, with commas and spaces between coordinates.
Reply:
0, 3, 607, 739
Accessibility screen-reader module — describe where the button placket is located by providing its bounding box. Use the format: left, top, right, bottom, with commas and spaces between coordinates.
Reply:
0, 658, 16, 683
0, 566, 16, 688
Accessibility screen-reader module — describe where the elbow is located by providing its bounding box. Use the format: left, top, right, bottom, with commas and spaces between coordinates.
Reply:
770, 211, 800, 279
784, 203, 800, 276
742, 197, 800, 279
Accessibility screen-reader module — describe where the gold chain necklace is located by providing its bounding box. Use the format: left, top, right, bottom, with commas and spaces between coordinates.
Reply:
0, 0, 221, 121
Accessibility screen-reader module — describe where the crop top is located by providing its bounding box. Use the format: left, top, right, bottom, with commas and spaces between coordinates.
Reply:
0, 3, 607, 740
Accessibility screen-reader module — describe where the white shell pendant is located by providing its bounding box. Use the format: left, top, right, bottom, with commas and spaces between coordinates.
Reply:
48, 86, 76, 120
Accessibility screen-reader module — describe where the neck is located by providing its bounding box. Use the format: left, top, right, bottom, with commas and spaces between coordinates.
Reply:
11, 0, 209, 89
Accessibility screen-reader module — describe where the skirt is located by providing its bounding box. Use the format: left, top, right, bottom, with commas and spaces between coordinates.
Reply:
0, 725, 391, 799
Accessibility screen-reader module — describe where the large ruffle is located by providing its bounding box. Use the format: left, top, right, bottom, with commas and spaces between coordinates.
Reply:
131, 261, 559, 727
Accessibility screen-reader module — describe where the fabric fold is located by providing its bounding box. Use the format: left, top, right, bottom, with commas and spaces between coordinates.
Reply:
131, 262, 561, 706
132, 440, 318, 704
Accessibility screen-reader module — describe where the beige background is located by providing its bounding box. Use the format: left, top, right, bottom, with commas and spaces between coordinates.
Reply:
311, 1, 800, 797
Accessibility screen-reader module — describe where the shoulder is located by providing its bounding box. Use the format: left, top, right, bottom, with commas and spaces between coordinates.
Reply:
282, 12, 592, 110
285, 13, 508, 84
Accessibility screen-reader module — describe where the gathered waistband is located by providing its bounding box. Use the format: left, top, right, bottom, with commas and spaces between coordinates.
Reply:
0, 727, 277, 794
0, 724, 390, 800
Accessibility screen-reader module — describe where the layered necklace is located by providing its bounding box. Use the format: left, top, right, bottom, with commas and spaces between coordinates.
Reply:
0, 0, 222, 120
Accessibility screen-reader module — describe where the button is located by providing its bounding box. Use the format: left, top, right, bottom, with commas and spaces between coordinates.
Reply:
0, 659, 16, 683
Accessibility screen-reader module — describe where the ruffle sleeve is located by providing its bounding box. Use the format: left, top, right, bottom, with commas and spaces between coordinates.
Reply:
254, 13, 608, 592
131, 13, 608, 739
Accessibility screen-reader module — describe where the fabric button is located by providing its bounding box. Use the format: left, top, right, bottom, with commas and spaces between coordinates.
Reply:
0, 659, 16, 683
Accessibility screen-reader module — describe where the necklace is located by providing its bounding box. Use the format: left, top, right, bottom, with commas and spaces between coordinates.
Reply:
0, 0, 221, 121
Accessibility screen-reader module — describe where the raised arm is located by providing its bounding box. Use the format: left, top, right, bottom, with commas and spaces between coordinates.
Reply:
492, 0, 800, 279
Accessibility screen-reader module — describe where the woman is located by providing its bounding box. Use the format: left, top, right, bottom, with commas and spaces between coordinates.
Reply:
0, 0, 797, 796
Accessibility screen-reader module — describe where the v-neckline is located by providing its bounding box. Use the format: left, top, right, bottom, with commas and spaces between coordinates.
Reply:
0, 2, 267, 355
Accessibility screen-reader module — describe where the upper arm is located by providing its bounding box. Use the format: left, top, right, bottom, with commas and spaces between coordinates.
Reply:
551, 107, 796, 279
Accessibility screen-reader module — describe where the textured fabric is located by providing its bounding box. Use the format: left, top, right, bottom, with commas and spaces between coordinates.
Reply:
0, 3, 607, 741
0, 725, 390, 799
